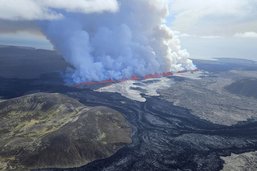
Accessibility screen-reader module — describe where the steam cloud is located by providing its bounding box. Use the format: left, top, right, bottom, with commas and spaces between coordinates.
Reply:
1, 0, 196, 82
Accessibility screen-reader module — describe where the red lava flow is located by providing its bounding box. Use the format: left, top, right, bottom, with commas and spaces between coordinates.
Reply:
74, 69, 199, 87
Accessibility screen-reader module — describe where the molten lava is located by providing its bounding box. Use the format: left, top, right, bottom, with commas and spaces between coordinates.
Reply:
74, 69, 199, 88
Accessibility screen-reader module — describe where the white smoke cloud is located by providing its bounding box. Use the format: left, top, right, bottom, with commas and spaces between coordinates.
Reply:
0, 0, 118, 20
40, 0, 196, 82
0, 0, 196, 82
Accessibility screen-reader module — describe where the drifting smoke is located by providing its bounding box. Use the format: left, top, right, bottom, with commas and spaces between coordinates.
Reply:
38, 0, 196, 82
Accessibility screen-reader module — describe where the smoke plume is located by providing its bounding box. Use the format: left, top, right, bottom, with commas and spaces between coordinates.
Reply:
39, 0, 196, 82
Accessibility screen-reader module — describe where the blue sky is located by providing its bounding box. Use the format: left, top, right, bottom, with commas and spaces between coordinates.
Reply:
0, 0, 257, 61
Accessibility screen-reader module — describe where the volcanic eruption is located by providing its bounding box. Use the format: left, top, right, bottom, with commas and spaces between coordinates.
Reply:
39, 0, 196, 83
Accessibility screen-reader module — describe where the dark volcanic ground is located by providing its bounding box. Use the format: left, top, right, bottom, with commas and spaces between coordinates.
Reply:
225, 78, 257, 99
3, 79, 257, 171
1, 46, 257, 171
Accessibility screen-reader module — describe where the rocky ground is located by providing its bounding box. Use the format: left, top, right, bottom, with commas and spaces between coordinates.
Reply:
97, 70, 257, 126
0, 93, 132, 171
221, 151, 257, 171
159, 74, 257, 126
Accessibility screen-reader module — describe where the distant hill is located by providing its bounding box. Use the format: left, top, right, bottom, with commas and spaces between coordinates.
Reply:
225, 78, 257, 99
0, 93, 132, 170
0, 46, 68, 79
193, 58, 257, 72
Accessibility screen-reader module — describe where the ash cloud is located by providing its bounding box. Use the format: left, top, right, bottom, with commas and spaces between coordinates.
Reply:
0, 0, 196, 82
